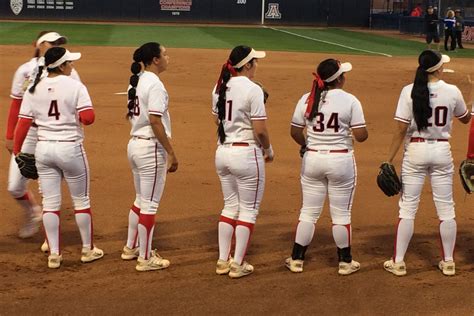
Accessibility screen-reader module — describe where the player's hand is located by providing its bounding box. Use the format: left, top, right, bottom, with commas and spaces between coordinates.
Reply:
263, 145, 274, 163
5, 139, 13, 154
167, 152, 178, 173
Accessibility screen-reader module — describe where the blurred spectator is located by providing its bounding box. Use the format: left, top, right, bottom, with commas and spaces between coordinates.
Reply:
410, 3, 423, 17
443, 10, 457, 50
455, 9, 464, 49
425, 6, 440, 50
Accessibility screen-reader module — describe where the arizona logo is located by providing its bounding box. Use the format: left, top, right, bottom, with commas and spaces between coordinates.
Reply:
10, 0, 23, 15
265, 3, 282, 19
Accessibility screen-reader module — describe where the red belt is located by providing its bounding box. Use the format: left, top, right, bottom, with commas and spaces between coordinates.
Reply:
307, 149, 349, 153
410, 137, 448, 143
231, 142, 250, 147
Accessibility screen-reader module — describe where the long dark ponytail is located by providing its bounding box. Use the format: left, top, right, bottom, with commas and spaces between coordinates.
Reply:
215, 45, 252, 144
29, 46, 66, 94
306, 59, 341, 121
411, 50, 443, 131
126, 42, 161, 119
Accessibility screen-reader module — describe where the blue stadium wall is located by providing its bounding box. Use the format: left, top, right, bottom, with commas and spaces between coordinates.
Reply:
1, 0, 370, 27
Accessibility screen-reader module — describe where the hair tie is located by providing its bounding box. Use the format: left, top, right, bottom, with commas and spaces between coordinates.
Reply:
215, 60, 237, 94
304, 72, 325, 118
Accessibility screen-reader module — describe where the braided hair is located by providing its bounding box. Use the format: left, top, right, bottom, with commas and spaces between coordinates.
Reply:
411, 50, 442, 131
127, 42, 162, 119
29, 46, 66, 94
306, 59, 342, 121
215, 45, 253, 144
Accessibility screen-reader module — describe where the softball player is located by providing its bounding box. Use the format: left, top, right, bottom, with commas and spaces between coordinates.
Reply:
212, 45, 273, 279
13, 47, 103, 269
285, 59, 368, 275
121, 42, 178, 272
6, 31, 79, 238
383, 50, 471, 276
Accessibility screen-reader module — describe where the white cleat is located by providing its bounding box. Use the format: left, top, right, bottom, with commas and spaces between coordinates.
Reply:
384, 259, 407, 276
18, 207, 42, 239
81, 246, 104, 263
338, 260, 360, 275
285, 257, 304, 273
228, 261, 254, 279
48, 253, 63, 269
121, 246, 139, 260
136, 250, 170, 272
438, 260, 455, 276
216, 258, 233, 275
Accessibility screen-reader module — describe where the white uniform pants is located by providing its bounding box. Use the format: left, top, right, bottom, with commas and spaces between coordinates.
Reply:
399, 142, 455, 220
127, 138, 167, 215
35, 141, 90, 211
215, 145, 265, 224
7, 128, 38, 198
299, 151, 356, 225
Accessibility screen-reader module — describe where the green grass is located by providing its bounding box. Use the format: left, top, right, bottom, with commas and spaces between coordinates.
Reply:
0, 21, 473, 58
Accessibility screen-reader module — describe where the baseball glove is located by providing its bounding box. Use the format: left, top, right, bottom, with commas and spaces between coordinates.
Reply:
15, 153, 38, 180
377, 162, 401, 197
253, 81, 269, 104
299, 145, 307, 158
459, 159, 474, 194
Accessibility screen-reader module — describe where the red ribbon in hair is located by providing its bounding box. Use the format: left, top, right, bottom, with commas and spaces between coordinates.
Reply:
215, 60, 237, 94
304, 72, 325, 118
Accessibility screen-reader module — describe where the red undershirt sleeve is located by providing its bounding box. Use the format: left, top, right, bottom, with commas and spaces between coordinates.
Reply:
467, 119, 474, 159
13, 118, 32, 155
6, 98, 22, 140
79, 108, 95, 126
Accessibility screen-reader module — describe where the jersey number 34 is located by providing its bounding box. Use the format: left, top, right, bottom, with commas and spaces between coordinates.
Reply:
312, 112, 339, 132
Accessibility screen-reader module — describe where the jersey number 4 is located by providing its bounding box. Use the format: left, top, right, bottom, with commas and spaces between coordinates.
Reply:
312, 113, 339, 132
48, 100, 60, 120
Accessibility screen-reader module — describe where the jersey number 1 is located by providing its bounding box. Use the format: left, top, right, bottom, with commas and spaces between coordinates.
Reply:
48, 100, 60, 120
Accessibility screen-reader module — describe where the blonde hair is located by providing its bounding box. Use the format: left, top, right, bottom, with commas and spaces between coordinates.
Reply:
446, 10, 454, 18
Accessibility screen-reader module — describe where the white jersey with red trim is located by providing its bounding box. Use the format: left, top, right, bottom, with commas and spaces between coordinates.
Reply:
19, 75, 92, 141
10, 57, 81, 99
394, 80, 468, 139
129, 71, 171, 139
212, 76, 266, 145
291, 89, 366, 150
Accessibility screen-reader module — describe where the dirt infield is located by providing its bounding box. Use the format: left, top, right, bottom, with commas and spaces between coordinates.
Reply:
1, 45, 473, 314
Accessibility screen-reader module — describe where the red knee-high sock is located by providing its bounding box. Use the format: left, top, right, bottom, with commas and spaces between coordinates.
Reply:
138, 213, 155, 260
218, 215, 236, 261
233, 220, 254, 265
127, 204, 140, 249
75, 208, 93, 250
43, 210, 60, 254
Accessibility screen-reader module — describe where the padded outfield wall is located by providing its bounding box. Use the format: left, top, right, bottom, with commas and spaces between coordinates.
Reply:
1, 0, 370, 27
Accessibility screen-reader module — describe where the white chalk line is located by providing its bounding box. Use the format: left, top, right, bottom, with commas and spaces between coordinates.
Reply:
263, 26, 392, 58
114, 92, 127, 95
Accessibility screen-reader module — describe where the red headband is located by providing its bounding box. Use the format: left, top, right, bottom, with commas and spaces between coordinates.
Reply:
304, 72, 325, 118
215, 60, 237, 94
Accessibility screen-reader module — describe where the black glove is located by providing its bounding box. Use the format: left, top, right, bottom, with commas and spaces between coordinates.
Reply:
299, 145, 307, 158
15, 153, 39, 180
377, 162, 401, 197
